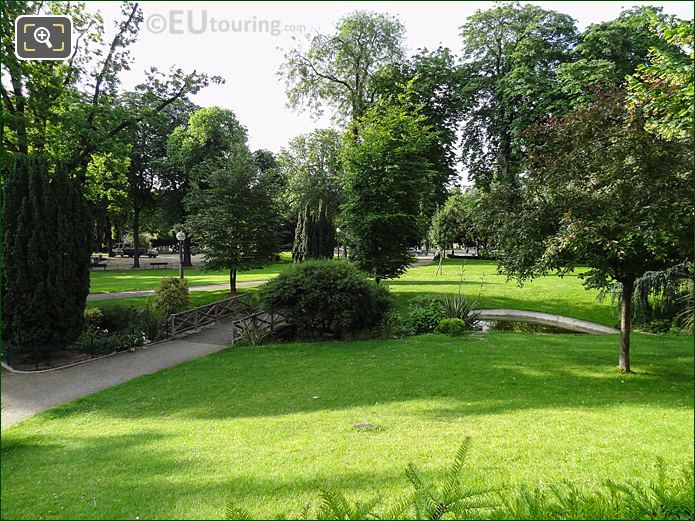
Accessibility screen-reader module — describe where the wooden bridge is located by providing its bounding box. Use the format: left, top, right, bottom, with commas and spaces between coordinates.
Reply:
167, 294, 291, 344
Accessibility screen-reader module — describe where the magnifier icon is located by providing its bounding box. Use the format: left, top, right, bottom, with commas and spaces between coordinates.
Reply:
33, 26, 52, 48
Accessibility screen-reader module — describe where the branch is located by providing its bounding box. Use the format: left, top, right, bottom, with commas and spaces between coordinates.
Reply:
297, 53, 353, 92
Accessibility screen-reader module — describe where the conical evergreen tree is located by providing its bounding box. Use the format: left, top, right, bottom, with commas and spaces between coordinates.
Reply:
2, 156, 92, 361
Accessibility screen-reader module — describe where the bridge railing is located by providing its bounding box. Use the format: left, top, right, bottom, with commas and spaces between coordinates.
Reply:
168, 293, 253, 337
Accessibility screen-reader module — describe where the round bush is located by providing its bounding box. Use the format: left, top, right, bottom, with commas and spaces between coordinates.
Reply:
258, 260, 392, 338
153, 277, 190, 316
436, 318, 471, 336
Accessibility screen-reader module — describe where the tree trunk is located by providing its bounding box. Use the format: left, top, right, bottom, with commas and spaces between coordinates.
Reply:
107, 215, 114, 257
229, 269, 237, 294
183, 235, 193, 267
619, 279, 635, 373
132, 206, 141, 268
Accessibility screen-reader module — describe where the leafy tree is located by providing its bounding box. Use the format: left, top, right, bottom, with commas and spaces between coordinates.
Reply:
374, 47, 467, 239
277, 129, 343, 259
558, 6, 676, 102
459, 2, 577, 188
342, 88, 435, 282
121, 93, 194, 267
628, 16, 694, 141
490, 89, 692, 372
183, 109, 277, 293
280, 10, 405, 125
293, 200, 335, 262
2, 156, 91, 359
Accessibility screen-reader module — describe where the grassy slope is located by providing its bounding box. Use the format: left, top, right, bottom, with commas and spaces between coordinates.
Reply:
386, 259, 617, 326
88, 253, 293, 294
2, 333, 692, 519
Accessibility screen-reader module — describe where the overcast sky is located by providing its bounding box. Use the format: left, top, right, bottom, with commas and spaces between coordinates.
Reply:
88, 1, 693, 153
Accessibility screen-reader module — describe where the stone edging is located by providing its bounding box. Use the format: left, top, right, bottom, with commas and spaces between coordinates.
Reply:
478, 309, 619, 334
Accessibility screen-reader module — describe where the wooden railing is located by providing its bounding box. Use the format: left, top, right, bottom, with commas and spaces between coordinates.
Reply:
168, 293, 253, 336
228, 310, 288, 343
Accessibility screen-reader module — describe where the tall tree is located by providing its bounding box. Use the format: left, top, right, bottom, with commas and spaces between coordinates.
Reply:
280, 10, 405, 126
459, 2, 577, 188
277, 129, 343, 260
558, 6, 676, 102
489, 89, 692, 372
374, 47, 467, 240
342, 87, 435, 282
2, 156, 91, 360
627, 16, 694, 141
183, 110, 277, 293
122, 93, 195, 268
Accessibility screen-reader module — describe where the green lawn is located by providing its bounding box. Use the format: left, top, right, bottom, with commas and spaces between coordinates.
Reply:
86, 288, 260, 312
2, 333, 692, 519
90, 258, 618, 327
89, 253, 293, 294
387, 258, 617, 326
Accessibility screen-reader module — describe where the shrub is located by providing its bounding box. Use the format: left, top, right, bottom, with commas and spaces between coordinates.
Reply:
99, 306, 138, 333
153, 277, 190, 316
258, 260, 392, 338
436, 318, 471, 336
441, 292, 481, 330
405, 296, 445, 335
83, 308, 104, 333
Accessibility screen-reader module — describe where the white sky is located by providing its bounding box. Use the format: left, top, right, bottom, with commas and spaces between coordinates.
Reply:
87, 1, 693, 153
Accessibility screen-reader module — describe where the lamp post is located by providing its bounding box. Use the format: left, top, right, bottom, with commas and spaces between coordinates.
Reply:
336, 227, 341, 258
176, 231, 186, 279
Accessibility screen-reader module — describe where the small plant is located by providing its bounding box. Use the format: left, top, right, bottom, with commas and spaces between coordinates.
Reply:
436, 318, 471, 336
236, 316, 271, 346
83, 308, 104, 333
153, 277, 190, 316
406, 296, 445, 334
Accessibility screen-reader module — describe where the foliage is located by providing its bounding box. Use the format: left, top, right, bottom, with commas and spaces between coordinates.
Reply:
492, 461, 693, 520
557, 6, 671, 102
627, 16, 694, 141
152, 277, 190, 316
236, 317, 272, 347
459, 3, 578, 187
342, 87, 435, 282
293, 200, 335, 262
436, 318, 473, 337
440, 293, 481, 326
372, 47, 467, 236
598, 263, 692, 327
258, 260, 392, 338
405, 296, 445, 335
83, 308, 104, 333
489, 88, 693, 371
2, 156, 91, 356
278, 129, 344, 219
280, 10, 405, 123
180, 108, 278, 292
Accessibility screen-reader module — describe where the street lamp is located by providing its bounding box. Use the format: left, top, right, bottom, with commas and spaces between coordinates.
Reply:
176, 231, 186, 278
336, 227, 341, 258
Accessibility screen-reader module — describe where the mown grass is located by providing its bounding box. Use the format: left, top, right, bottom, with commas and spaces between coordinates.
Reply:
89, 253, 293, 294
90, 258, 618, 327
386, 258, 617, 326
2, 332, 692, 519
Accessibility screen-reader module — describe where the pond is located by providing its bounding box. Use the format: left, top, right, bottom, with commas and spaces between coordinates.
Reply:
478, 320, 588, 334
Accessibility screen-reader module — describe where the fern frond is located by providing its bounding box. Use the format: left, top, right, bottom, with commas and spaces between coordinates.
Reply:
224, 501, 253, 520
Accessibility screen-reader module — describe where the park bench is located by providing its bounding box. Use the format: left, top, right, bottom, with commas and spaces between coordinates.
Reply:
149, 262, 170, 269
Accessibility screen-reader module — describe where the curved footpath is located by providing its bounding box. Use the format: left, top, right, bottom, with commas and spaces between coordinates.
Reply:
1, 257, 616, 428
